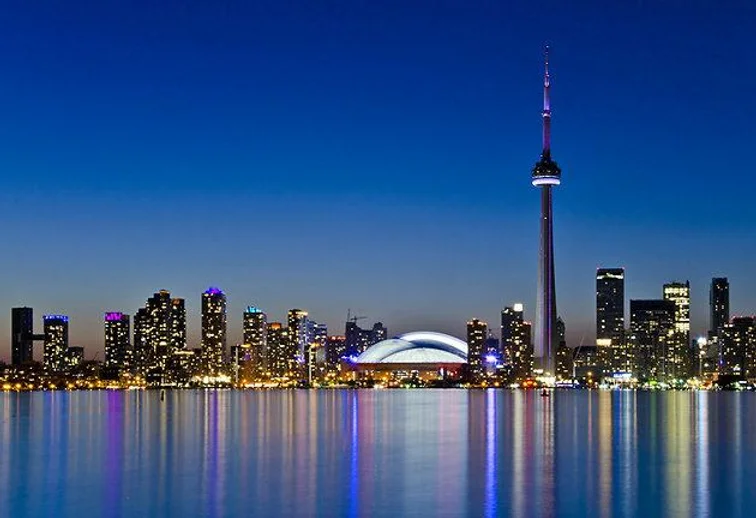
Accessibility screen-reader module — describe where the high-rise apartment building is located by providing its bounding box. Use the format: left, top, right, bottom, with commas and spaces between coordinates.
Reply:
201, 287, 227, 375
326, 335, 347, 367
170, 298, 186, 351
287, 309, 308, 373
43, 315, 69, 372
596, 268, 625, 375
133, 307, 150, 374
104, 312, 130, 370
267, 322, 289, 377
501, 304, 533, 380
11, 307, 35, 366
467, 318, 488, 379
243, 306, 267, 377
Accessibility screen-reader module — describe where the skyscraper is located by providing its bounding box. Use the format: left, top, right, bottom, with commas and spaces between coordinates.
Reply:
596, 268, 625, 375
11, 307, 35, 366
201, 287, 227, 375
629, 300, 675, 380
466, 318, 488, 380
243, 306, 267, 377
710, 277, 729, 336
555, 317, 572, 380
663, 281, 691, 379
170, 298, 187, 351
287, 309, 308, 374
43, 315, 69, 372
133, 307, 150, 375
501, 304, 533, 381
266, 322, 289, 377
531, 46, 561, 376
147, 290, 172, 363
719, 317, 755, 377
104, 312, 130, 370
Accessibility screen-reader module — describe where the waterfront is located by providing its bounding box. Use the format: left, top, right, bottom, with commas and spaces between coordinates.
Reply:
1, 390, 755, 518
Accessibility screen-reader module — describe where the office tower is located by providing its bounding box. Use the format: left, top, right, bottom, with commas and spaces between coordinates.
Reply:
104, 312, 130, 370
629, 300, 676, 381
267, 322, 289, 377
326, 335, 347, 367
170, 298, 186, 351
555, 317, 572, 380
719, 317, 755, 377
663, 281, 691, 379
11, 307, 34, 365
201, 287, 227, 375
243, 306, 267, 378
501, 304, 533, 380
532, 47, 561, 376
43, 315, 69, 372
467, 318, 488, 380
596, 268, 625, 375
710, 278, 729, 336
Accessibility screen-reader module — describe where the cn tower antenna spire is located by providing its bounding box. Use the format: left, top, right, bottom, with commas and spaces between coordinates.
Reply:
542, 45, 551, 154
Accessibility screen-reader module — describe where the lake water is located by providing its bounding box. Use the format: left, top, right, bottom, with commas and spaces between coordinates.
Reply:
1, 390, 754, 517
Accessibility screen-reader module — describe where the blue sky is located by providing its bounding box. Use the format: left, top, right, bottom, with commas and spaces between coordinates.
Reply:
1, 1, 755, 359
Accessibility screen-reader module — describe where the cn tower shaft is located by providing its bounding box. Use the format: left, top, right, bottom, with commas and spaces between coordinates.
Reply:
537, 184, 557, 375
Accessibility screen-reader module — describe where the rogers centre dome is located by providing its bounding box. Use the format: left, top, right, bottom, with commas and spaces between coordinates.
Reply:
351, 332, 468, 372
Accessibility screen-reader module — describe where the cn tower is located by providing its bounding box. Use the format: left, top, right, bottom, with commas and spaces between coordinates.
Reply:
532, 46, 561, 377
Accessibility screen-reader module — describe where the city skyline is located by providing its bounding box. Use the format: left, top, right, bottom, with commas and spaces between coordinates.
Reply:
1, 2, 756, 358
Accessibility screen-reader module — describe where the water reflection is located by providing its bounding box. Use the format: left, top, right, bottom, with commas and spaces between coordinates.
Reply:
0, 390, 754, 518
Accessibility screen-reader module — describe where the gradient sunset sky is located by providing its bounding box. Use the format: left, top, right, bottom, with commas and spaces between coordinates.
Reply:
1, 1, 755, 359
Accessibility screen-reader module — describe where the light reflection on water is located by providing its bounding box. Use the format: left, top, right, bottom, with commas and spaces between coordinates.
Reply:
1, 390, 755, 518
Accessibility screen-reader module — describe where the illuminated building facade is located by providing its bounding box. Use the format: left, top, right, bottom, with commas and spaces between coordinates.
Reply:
350, 332, 468, 380
104, 312, 130, 370
501, 304, 533, 380
663, 281, 691, 379
201, 287, 227, 375
326, 335, 347, 367
133, 307, 150, 374
532, 47, 561, 375
11, 307, 35, 366
555, 317, 572, 380
131, 290, 187, 380
43, 315, 69, 372
243, 306, 267, 378
466, 318, 488, 379
596, 268, 625, 375
629, 299, 676, 381
719, 317, 755, 377
287, 309, 308, 373
170, 298, 186, 351
266, 322, 289, 377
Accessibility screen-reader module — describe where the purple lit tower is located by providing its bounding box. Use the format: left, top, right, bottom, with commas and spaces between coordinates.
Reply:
531, 46, 561, 376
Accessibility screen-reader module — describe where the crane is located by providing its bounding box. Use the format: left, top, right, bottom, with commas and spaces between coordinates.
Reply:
346, 308, 367, 324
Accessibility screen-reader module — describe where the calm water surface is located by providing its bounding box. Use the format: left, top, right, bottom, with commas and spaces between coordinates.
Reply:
1, 390, 755, 518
